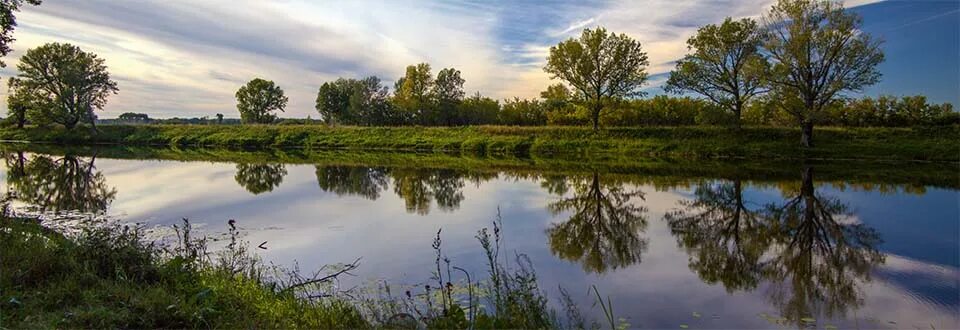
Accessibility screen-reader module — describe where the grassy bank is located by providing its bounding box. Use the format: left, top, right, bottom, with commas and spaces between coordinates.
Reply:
1, 212, 597, 329
0, 125, 957, 161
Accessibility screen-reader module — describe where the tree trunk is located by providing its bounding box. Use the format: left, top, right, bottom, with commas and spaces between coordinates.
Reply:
733, 103, 742, 131
592, 105, 601, 131
800, 121, 814, 147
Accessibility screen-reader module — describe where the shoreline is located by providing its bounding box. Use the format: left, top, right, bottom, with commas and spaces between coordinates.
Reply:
0, 125, 957, 162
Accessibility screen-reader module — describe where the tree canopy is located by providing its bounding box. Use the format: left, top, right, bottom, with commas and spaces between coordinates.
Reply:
236, 78, 287, 124
665, 18, 767, 128
761, 0, 884, 146
0, 0, 41, 67
544, 27, 649, 130
15, 42, 118, 129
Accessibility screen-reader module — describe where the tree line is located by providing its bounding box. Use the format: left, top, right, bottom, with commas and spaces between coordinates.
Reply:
2, 0, 957, 148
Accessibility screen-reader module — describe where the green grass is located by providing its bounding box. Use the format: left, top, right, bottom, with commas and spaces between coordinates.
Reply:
0, 213, 596, 329
0, 124, 957, 161
0, 217, 369, 328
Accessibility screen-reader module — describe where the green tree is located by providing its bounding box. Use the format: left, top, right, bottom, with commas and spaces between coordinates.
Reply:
544, 27, 649, 130
432, 67, 464, 125
456, 93, 499, 125
393, 63, 433, 124
499, 98, 546, 126
316, 78, 354, 124
0, 0, 41, 67
665, 18, 767, 129
15, 43, 118, 129
236, 78, 287, 124
215, 113, 223, 124
317, 76, 397, 126
118, 112, 149, 121
5, 77, 31, 128
761, 0, 884, 147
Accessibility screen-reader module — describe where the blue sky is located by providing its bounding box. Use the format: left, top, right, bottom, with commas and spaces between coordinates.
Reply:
0, 0, 956, 118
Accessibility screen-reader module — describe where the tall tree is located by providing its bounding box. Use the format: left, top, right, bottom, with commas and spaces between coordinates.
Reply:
5, 77, 30, 128
0, 0, 41, 67
317, 76, 396, 126
316, 78, 356, 124
432, 67, 464, 125
544, 27, 649, 130
15, 43, 118, 129
665, 18, 767, 129
393, 63, 433, 124
236, 78, 287, 124
761, 0, 884, 147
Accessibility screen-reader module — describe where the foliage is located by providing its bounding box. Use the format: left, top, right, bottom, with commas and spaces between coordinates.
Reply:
0, 0, 40, 67
393, 63, 434, 123
761, 0, 885, 146
315, 76, 398, 126
665, 18, 767, 128
118, 112, 150, 121
455, 93, 500, 125
15, 43, 118, 129
4, 77, 34, 128
602, 96, 733, 126
544, 27, 649, 130
499, 97, 547, 126
236, 78, 288, 124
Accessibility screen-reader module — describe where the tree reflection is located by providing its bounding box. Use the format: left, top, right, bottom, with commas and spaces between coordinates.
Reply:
5, 153, 116, 214
315, 165, 389, 200
666, 167, 885, 324
391, 168, 465, 215
546, 172, 648, 273
234, 163, 287, 195
665, 180, 768, 290
760, 167, 884, 322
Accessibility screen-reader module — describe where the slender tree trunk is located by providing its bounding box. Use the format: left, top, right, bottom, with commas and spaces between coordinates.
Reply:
733, 103, 742, 131
592, 105, 601, 131
800, 121, 814, 147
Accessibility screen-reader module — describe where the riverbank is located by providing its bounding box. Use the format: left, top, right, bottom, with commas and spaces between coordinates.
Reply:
0, 214, 569, 328
0, 125, 957, 161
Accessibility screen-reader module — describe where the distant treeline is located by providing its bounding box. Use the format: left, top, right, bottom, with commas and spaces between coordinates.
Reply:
311, 75, 958, 127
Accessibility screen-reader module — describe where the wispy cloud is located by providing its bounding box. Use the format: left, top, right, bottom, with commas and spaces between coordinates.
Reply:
1, 0, 940, 118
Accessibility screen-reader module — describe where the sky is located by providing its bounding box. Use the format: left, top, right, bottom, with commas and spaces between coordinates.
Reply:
0, 0, 956, 119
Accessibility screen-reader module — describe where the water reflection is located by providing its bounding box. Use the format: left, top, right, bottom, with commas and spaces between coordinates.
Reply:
4, 151, 116, 214
234, 163, 287, 194
315, 165, 390, 200
666, 167, 886, 324
2, 147, 954, 328
312, 165, 500, 215
546, 172, 648, 273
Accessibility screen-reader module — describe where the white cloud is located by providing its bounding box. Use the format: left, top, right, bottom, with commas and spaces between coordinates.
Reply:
0, 0, 892, 118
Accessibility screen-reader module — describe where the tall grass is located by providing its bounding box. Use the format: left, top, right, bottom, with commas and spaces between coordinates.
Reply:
1, 204, 616, 328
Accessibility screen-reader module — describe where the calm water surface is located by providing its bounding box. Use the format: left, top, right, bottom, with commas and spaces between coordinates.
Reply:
2, 147, 958, 329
